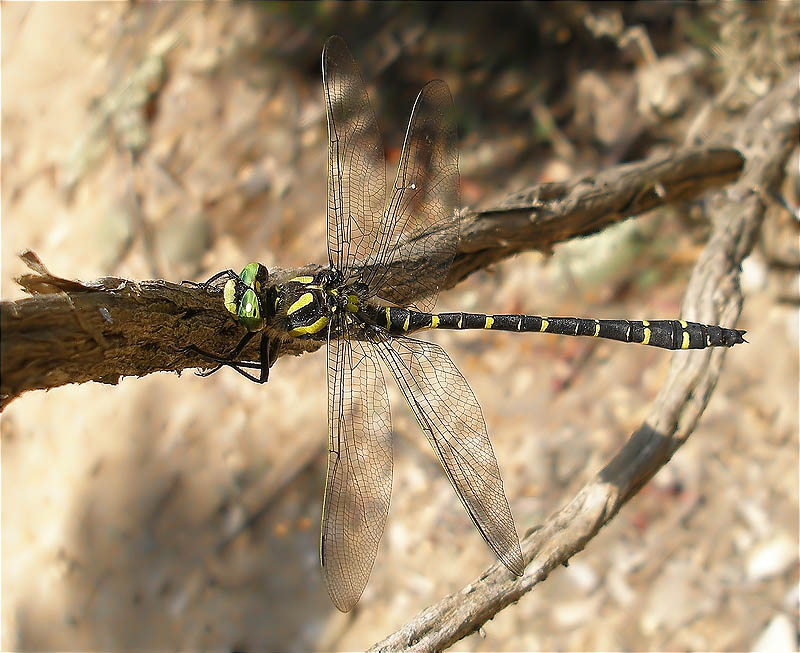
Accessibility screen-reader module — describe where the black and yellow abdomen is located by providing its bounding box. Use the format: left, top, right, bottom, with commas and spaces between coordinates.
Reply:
364, 305, 746, 350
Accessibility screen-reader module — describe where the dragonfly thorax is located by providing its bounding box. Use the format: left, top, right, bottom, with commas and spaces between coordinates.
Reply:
276, 268, 366, 339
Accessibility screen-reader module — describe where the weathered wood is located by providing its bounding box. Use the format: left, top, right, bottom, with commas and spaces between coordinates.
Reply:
1, 145, 743, 409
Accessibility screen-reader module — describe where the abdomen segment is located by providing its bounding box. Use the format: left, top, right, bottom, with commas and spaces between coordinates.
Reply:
371, 306, 746, 350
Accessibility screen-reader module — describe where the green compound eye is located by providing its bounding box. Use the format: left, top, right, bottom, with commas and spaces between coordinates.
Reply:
240, 262, 268, 292
237, 288, 265, 331
223, 279, 238, 316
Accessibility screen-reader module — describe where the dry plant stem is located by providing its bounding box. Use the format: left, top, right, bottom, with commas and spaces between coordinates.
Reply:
0, 144, 743, 409
368, 74, 798, 653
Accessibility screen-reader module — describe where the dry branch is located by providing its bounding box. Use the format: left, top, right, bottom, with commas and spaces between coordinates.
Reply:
1, 145, 743, 408
368, 74, 798, 653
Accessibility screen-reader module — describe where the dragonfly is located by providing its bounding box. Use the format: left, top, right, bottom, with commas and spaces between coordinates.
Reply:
188, 36, 746, 612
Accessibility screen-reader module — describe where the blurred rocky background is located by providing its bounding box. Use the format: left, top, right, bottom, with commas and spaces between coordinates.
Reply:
2, 3, 797, 650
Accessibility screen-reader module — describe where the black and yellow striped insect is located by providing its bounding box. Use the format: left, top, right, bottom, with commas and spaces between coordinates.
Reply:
189, 36, 746, 612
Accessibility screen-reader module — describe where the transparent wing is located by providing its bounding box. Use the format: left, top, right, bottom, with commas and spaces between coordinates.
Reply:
365, 80, 460, 312
322, 35, 386, 278
375, 335, 524, 576
321, 325, 393, 612
322, 35, 460, 310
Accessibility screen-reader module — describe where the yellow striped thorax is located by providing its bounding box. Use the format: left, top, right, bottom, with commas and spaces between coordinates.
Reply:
274, 269, 343, 339
345, 292, 360, 313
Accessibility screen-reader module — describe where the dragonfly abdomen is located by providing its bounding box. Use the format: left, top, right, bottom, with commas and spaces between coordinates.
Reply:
376, 306, 745, 350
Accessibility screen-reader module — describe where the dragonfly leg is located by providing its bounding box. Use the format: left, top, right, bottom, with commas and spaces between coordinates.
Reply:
263, 336, 279, 381
182, 269, 238, 290
183, 331, 276, 384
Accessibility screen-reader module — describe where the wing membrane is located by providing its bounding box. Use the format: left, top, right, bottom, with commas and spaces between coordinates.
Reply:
366, 80, 460, 312
376, 335, 524, 576
322, 35, 387, 278
323, 36, 460, 310
321, 326, 393, 612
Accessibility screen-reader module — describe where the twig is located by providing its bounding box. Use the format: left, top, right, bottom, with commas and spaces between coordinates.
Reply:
0, 144, 743, 408
368, 73, 798, 653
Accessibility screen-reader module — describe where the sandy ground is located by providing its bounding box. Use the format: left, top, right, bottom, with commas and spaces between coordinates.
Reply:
2, 4, 797, 651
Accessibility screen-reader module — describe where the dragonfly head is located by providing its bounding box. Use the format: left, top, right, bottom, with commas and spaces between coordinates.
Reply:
223, 262, 270, 332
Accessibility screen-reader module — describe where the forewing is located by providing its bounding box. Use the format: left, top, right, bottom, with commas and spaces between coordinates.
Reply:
365, 80, 460, 313
377, 335, 524, 575
321, 329, 393, 612
322, 35, 386, 278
